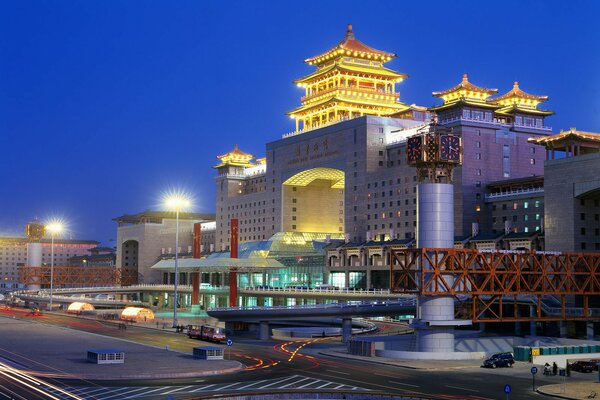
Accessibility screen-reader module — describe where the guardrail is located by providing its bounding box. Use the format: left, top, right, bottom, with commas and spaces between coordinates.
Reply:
209, 298, 416, 313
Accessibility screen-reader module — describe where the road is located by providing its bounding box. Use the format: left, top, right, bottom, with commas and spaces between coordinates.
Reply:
0, 307, 595, 399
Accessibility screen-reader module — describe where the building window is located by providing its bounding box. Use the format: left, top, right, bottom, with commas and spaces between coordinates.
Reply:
476, 169, 482, 176
530, 158, 535, 165
535, 200, 540, 208
476, 141, 481, 148
581, 228, 586, 235
524, 201, 529, 209
476, 153, 481, 160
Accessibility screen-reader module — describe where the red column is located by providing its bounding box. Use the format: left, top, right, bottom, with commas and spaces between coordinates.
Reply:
191, 223, 201, 305
229, 219, 238, 307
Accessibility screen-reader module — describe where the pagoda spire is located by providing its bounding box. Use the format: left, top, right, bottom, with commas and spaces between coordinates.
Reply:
287, 25, 409, 133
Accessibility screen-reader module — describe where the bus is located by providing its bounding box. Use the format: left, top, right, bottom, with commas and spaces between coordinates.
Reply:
187, 325, 226, 343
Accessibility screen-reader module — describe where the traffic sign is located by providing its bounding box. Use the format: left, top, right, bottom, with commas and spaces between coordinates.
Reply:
504, 384, 511, 394
531, 366, 538, 375
226, 339, 233, 347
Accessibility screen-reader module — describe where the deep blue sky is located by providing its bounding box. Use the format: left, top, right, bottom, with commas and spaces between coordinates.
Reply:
1, 0, 598, 244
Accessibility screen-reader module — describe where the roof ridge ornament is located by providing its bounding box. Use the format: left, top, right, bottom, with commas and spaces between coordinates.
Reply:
346, 24, 354, 39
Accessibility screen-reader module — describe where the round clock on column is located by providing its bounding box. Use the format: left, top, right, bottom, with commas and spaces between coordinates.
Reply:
406, 117, 462, 183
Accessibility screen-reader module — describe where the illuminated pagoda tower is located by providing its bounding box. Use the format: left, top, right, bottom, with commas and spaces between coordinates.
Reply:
488, 81, 554, 126
287, 24, 409, 132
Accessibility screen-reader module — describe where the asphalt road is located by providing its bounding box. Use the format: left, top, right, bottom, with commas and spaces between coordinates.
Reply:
0, 308, 596, 399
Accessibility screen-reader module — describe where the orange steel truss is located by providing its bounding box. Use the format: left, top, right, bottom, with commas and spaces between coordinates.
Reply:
391, 248, 600, 322
18, 266, 138, 287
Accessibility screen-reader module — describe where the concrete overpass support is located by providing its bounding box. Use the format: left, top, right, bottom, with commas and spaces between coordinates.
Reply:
259, 321, 270, 340
529, 305, 536, 336
587, 321, 594, 340
26, 242, 42, 291
560, 321, 567, 338
415, 183, 456, 353
342, 318, 352, 343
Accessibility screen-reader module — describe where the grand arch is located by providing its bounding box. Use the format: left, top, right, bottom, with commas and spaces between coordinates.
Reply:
281, 168, 345, 234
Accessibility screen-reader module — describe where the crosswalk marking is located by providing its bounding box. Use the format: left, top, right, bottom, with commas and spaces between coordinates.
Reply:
41, 374, 365, 399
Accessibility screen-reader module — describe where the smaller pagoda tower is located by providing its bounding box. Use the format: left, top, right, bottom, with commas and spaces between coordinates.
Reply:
288, 24, 409, 132
488, 81, 554, 126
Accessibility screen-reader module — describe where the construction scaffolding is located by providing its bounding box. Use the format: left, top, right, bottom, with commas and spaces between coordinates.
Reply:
390, 248, 600, 322
18, 266, 138, 287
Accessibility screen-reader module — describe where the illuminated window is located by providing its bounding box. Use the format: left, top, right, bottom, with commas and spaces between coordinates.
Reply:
524, 201, 529, 209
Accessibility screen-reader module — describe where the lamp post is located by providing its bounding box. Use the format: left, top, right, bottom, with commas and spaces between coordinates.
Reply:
45, 222, 63, 310
164, 194, 191, 328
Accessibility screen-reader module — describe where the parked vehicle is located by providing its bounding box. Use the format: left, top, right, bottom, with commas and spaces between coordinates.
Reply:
570, 361, 596, 373
482, 353, 515, 368
187, 325, 226, 343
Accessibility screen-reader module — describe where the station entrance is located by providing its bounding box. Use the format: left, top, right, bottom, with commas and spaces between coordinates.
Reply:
281, 168, 345, 234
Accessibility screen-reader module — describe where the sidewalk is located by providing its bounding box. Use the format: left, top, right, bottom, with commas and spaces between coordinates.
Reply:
537, 382, 600, 400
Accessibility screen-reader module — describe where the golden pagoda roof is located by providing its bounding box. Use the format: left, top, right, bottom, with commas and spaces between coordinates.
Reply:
494, 104, 554, 116
489, 81, 549, 104
429, 98, 501, 112
295, 62, 406, 85
287, 96, 409, 116
305, 24, 395, 65
528, 128, 600, 146
214, 144, 255, 168
432, 74, 498, 98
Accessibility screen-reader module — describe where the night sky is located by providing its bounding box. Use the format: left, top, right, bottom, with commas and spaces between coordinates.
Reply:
1, 0, 598, 244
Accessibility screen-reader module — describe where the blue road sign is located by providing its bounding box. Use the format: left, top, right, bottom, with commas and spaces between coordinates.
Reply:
504, 384, 511, 394
226, 339, 233, 346
531, 366, 538, 375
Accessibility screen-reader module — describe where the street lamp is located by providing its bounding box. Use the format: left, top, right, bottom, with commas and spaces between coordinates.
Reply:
45, 222, 63, 310
164, 193, 191, 327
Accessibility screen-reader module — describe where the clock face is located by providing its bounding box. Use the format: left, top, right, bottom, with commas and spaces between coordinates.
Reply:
440, 135, 461, 162
406, 136, 422, 163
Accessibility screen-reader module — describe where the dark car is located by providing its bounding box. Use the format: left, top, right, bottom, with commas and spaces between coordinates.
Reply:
483, 353, 515, 368
570, 361, 596, 373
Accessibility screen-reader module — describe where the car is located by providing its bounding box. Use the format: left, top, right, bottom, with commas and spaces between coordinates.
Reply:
570, 361, 596, 373
483, 352, 515, 368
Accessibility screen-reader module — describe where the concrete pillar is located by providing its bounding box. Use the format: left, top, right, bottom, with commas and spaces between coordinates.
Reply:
415, 183, 456, 353
345, 270, 350, 288
560, 321, 567, 338
259, 321, 270, 340
587, 321, 594, 340
342, 318, 352, 343
515, 306, 521, 336
366, 269, 372, 289
26, 242, 42, 291
530, 305, 536, 336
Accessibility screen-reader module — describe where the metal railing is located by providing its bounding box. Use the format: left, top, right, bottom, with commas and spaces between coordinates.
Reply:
485, 187, 544, 200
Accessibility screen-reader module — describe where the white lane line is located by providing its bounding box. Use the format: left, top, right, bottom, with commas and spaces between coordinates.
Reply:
334, 384, 346, 389
67, 387, 108, 395
122, 387, 169, 399
325, 369, 351, 375
257, 375, 299, 389
189, 384, 216, 392
445, 385, 479, 393
297, 380, 322, 389
235, 380, 269, 390
214, 382, 243, 391
100, 387, 148, 400
160, 385, 194, 395
316, 382, 336, 389
389, 380, 420, 388
279, 377, 310, 389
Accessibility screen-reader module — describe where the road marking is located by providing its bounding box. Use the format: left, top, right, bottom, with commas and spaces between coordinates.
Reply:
316, 382, 335, 389
160, 385, 194, 395
100, 387, 148, 400
235, 380, 269, 390
326, 369, 350, 375
189, 384, 216, 392
445, 385, 480, 393
297, 380, 321, 389
214, 382, 243, 391
194, 379, 205, 383
389, 380, 419, 388
122, 386, 168, 399
257, 375, 299, 389
279, 377, 310, 388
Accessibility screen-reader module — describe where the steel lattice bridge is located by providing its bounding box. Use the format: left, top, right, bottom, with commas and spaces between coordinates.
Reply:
391, 248, 600, 323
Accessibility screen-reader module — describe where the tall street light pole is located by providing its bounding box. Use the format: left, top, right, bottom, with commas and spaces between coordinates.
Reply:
46, 222, 63, 311
165, 194, 191, 328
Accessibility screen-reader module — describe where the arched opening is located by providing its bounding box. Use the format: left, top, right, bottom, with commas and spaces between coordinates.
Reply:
282, 168, 345, 234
